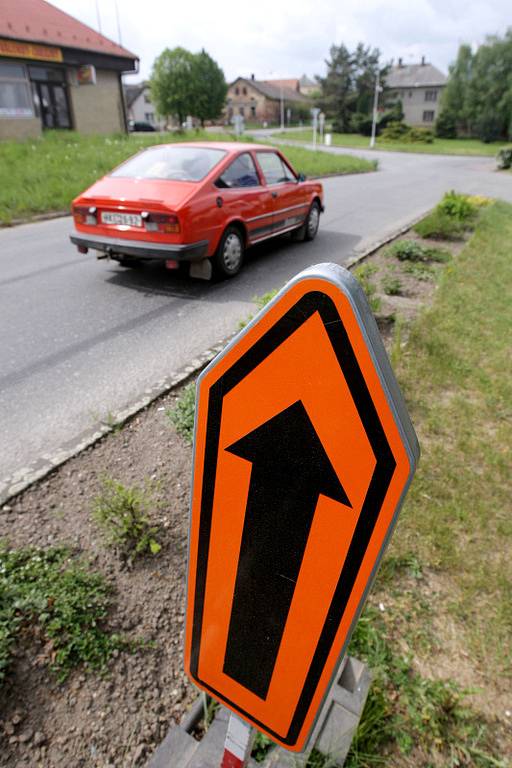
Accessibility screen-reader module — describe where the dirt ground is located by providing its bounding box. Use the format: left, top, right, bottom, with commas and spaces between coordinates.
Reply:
0, 230, 460, 767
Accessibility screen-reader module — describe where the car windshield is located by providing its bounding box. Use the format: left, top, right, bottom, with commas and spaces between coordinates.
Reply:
111, 146, 227, 182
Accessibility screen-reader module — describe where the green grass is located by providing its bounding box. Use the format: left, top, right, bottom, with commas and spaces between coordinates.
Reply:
92, 478, 161, 560
353, 263, 381, 313
0, 129, 375, 224
394, 201, 512, 668
271, 129, 508, 157
0, 544, 123, 683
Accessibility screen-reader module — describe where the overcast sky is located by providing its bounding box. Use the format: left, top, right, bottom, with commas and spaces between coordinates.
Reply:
51, 0, 510, 83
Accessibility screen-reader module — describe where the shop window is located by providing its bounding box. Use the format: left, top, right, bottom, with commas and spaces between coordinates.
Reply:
0, 62, 33, 117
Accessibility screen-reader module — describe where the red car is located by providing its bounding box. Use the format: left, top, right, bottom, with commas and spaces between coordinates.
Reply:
70, 142, 324, 279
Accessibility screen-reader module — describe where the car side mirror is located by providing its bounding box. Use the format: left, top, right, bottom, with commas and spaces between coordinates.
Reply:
297, 173, 306, 182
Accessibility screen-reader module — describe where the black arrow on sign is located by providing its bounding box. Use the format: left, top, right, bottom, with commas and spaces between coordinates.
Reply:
222, 400, 351, 699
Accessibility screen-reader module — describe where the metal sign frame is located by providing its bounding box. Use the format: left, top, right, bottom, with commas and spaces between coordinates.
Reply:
185, 262, 419, 752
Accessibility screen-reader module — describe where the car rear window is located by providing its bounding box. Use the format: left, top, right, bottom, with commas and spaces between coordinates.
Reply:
111, 146, 227, 182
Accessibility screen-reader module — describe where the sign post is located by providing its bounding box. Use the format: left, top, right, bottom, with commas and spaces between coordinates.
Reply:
185, 263, 419, 755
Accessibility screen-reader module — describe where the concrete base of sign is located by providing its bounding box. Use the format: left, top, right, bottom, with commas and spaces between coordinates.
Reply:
147, 657, 371, 768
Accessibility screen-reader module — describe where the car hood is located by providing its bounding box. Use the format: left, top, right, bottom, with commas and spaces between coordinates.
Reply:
81, 176, 199, 210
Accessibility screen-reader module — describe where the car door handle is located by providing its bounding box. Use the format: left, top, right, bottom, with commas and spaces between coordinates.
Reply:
216, 196, 223, 208
271, 192, 278, 198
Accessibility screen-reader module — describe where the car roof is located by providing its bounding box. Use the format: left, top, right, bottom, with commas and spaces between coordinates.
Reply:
142, 141, 274, 153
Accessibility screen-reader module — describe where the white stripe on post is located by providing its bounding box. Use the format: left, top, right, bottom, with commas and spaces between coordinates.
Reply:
221, 714, 255, 768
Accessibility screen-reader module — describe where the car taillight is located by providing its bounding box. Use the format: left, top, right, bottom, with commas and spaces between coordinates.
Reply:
141, 211, 180, 234
73, 205, 97, 225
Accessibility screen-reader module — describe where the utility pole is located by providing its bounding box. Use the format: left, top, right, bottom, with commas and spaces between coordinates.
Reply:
280, 85, 284, 131
370, 70, 381, 149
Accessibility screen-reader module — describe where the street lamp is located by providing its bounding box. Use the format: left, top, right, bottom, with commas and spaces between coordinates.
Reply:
370, 70, 383, 149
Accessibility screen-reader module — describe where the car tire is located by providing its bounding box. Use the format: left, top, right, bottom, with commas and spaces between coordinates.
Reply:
212, 226, 244, 278
292, 200, 321, 242
304, 200, 321, 241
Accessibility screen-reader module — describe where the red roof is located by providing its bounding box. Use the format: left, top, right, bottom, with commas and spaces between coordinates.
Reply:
0, 0, 137, 60
264, 78, 300, 92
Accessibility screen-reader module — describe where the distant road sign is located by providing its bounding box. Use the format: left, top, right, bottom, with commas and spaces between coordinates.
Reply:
185, 263, 419, 752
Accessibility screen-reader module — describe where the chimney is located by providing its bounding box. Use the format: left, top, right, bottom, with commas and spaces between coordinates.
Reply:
421, 56, 426, 66
251, 73, 255, 80
398, 57, 403, 67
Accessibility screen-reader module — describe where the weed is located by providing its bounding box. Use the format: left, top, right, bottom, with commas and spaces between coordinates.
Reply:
382, 275, 403, 296
239, 289, 279, 329
437, 190, 478, 222
353, 264, 381, 313
386, 239, 451, 263
252, 732, 274, 762
0, 544, 123, 683
92, 478, 161, 559
402, 261, 436, 280
414, 211, 466, 240
167, 382, 196, 443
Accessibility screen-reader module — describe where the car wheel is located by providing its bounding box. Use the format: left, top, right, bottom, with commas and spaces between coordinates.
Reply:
304, 200, 321, 241
291, 200, 321, 242
213, 226, 244, 278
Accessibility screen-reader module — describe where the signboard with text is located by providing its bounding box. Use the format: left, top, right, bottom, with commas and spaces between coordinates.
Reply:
0, 38, 62, 62
185, 263, 419, 751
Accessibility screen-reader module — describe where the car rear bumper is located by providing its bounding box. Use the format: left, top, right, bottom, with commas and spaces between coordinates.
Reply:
69, 231, 209, 262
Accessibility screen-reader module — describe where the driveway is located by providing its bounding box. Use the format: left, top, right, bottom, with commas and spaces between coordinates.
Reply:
1, 147, 510, 496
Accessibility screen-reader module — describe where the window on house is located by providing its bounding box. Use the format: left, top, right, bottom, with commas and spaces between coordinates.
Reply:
215, 152, 259, 188
423, 110, 435, 122
0, 62, 33, 117
144, 91, 151, 103
408, 90, 413, 98
425, 90, 437, 102
145, 112, 154, 123
239, 106, 245, 116
235, 87, 239, 95
251, 105, 256, 118
243, 87, 247, 95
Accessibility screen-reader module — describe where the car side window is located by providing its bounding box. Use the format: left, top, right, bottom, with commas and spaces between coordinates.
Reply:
215, 153, 260, 188
256, 152, 296, 185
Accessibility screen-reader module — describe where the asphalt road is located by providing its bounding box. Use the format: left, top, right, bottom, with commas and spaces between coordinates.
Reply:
1, 146, 511, 490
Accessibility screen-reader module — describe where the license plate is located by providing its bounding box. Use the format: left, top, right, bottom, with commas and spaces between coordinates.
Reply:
101, 211, 142, 227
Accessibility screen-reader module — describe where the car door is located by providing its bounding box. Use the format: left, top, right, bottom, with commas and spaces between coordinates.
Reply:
254, 151, 309, 239
212, 152, 273, 244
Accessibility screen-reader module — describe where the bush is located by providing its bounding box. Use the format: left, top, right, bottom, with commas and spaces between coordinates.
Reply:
380, 122, 433, 144
407, 127, 434, 143
382, 276, 403, 296
496, 145, 512, 169
437, 190, 477, 221
435, 110, 457, 139
93, 478, 161, 559
380, 120, 410, 141
414, 211, 466, 240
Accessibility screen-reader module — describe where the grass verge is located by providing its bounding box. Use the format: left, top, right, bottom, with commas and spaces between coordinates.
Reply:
272, 129, 508, 157
0, 544, 123, 683
0, 130, 375, 224
343, 200, 512, 765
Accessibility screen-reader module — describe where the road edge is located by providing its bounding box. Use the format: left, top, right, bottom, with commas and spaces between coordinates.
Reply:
0, 212, 427, 507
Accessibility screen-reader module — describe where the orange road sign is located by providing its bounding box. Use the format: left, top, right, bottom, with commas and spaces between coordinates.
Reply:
185, 263, 419, 752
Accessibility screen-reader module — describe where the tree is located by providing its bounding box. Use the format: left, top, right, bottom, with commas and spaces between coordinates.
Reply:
191, 49, 227, 127
441, 32, 512, 141
316, 43, 382, 133
440, 43, 473, 134
150, 47, 196, 126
